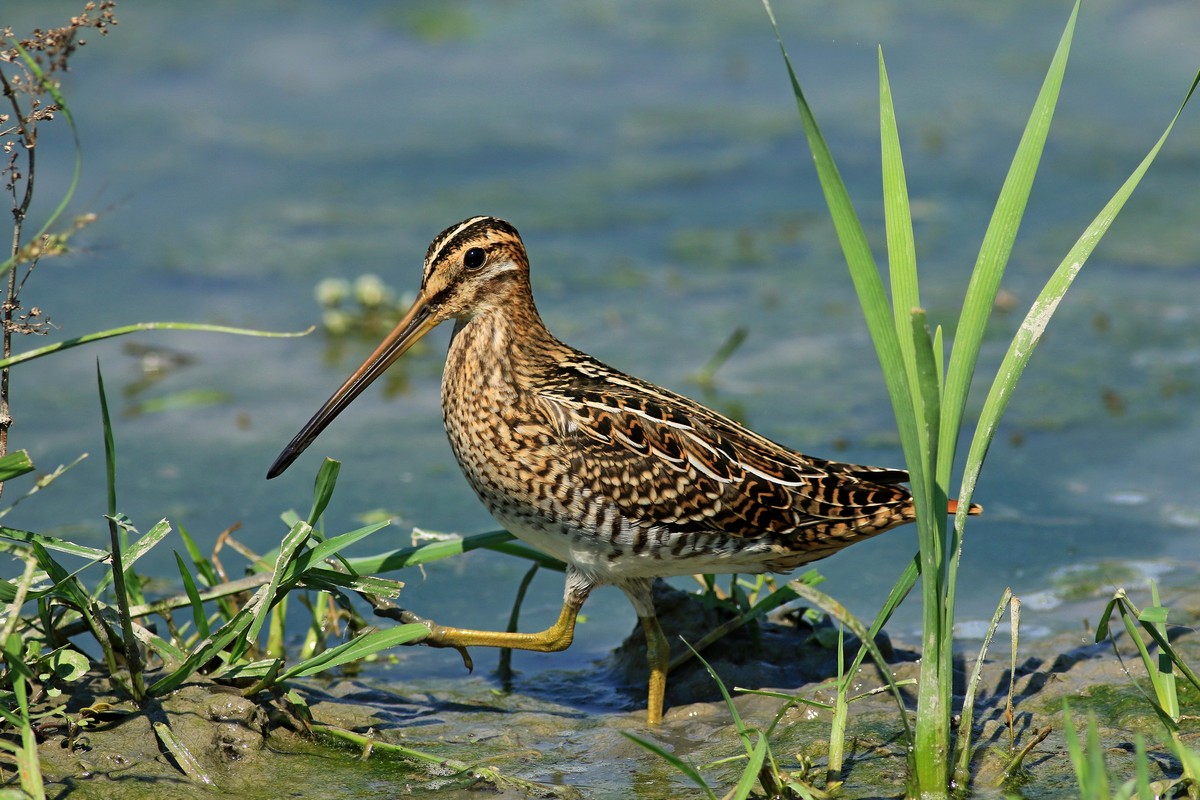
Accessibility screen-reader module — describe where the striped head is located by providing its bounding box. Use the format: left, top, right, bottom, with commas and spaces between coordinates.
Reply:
266, 216, 531, 478
418, 215, 532, 320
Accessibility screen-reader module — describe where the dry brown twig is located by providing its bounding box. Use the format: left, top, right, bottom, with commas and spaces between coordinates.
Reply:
0, 1, 118, 492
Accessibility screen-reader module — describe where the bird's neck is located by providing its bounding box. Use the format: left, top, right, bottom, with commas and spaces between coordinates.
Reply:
446, 287, 556, 398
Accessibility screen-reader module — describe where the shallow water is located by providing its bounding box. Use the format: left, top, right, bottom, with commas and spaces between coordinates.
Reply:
4, 0, 1199, 698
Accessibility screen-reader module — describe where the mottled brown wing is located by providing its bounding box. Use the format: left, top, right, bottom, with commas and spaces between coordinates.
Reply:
535, 360, 914, 540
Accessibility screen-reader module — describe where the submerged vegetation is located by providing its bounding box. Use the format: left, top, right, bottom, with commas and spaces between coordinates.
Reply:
2, 1, 1199, 798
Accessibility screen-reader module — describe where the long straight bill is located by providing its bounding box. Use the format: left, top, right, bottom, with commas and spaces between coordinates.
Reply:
266, 290, 438, 478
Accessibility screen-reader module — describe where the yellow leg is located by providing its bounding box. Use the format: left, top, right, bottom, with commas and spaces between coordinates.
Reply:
641, 613, 668, 725
410, 599, 581, 653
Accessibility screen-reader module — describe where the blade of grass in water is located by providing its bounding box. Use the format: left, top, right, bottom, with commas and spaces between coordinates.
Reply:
97, 363, 145, 702
957, 67, 1200, 512
307, 458, 341, 528
0, 526, 108, 560
0, 321, 312, 370
174, 552, 210, 639
621, 732, 718, 800
277, 623, 429, 680
939, 1, 1078, 480
952, 588, 1014, 785
148, 601, 259, 696
761, 2, 917, 464
342, 529, 517, 573
240, 521, 312, 660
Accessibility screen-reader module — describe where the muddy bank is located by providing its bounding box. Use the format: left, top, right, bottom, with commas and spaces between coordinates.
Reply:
17, 580, 1200, 799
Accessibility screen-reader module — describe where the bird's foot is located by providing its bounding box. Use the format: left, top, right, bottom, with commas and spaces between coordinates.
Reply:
371, 604, 475, 672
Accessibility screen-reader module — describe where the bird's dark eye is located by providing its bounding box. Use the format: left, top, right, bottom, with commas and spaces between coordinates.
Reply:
463, 247, 486, 270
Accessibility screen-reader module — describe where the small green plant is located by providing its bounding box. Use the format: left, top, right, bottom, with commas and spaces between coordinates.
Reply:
1064, 703, 1156, 800
624, 642, 826, 800
1095, 585, 1200, 798
626, 578, 919, 797
0, 370, 556, 791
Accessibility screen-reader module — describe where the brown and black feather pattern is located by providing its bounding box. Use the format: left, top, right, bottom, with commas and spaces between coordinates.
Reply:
428, 216, 953, 584
267, 214, 983, 724
532, 349, 919, 571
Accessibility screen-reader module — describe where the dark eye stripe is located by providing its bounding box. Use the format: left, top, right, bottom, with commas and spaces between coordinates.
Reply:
428, 218, 520, 271
426, 216, 489, 265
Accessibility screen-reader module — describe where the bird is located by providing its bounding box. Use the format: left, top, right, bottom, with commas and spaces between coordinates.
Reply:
267, 215, 981, 725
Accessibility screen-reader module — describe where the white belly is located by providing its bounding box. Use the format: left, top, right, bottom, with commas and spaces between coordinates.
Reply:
490, 508, 782, 586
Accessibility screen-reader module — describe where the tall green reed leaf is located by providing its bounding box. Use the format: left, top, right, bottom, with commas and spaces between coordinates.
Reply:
957, 69, 1200, 510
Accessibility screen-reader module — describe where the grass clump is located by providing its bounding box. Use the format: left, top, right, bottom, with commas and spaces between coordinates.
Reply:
629, 0, 1199, 796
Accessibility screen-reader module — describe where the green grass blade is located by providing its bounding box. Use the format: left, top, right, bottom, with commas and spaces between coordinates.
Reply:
1139, 618, 1200, 697
148, 602, 258, 696
342, 529, 516, 573
958, 67, 1200, 512
298, 568, 403, 597
499, 563, 540, 681
483, 540, 567, 570
2, 639, 46, 800
845, 555, 919, 680
97, 363, 145, 701
178, 523, 237, 620
939, 0, 1078, 482
243, 521, 312, 655
683, 640, 751, 750
177, 524, 219, 586
97, 363, 118, 520
0, 321, 311, 370
306, 458, 341, 528
152, 721, 214, 786
27, 542, 97, 612
278, 521, 391, 583
1086, 716, 1110, 799
1172, 740, 1200, 799
126, 616, 188, 664
763, 2, 915, 444
121, 519, 172, 571
908, 309, 945, 574
879, 48, 923, 441
0, 555, 37, 647
0, 526, 107, 560
306, 521, 390, 565
174, 552, 210, 639
1133, 736, 1151, 800
732, 734, 769, 800
0, 450, 35, 482
1062, 702, 1087, 793
278, 623, 428, 680
953, 587, 1014, 786
787, 578, 911, 741
621, 732, 718, 800
1145, 583, 1178, 720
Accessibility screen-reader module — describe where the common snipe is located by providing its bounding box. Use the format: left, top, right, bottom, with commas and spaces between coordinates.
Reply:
268, 216, 979, 724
